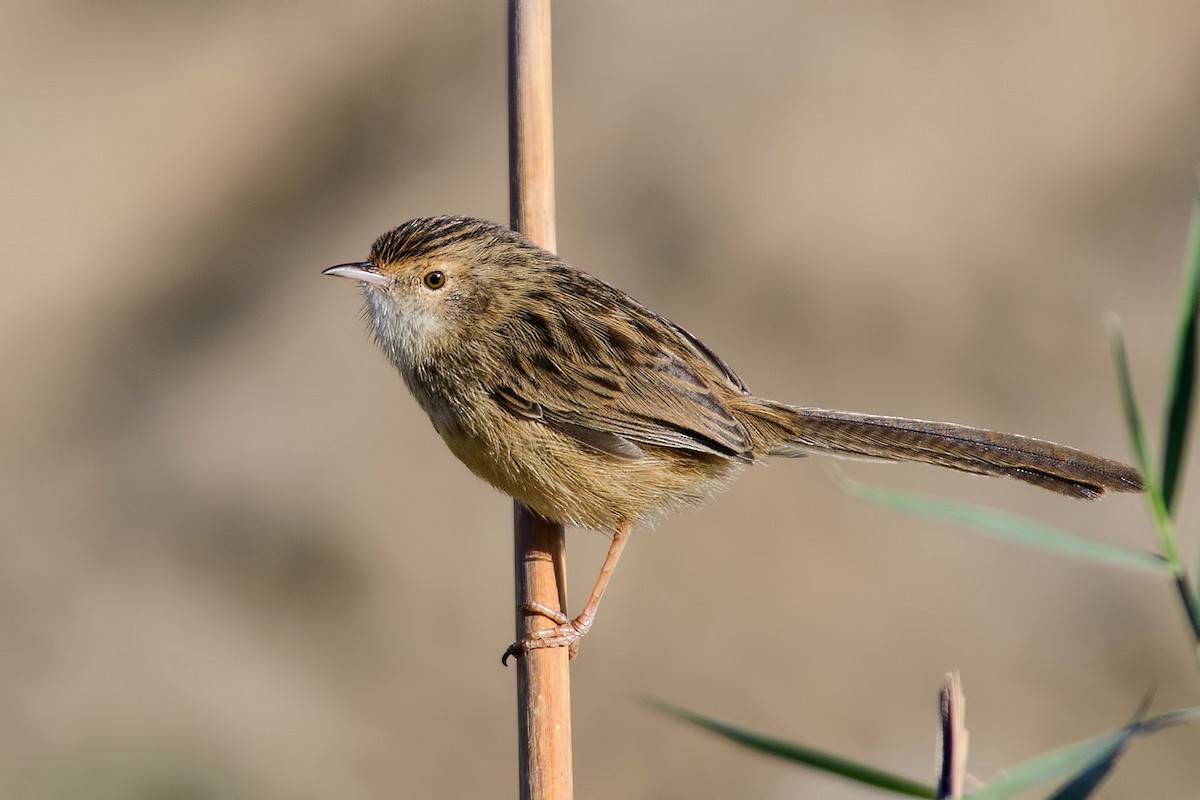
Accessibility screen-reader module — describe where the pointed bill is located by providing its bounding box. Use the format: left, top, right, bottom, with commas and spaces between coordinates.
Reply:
322, 261, 392, 287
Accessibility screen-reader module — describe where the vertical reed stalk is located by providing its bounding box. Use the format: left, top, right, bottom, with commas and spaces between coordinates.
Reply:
508, 2, 572, 798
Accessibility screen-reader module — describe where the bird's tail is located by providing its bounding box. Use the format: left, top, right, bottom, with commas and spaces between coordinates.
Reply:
732, 398, 1142, 499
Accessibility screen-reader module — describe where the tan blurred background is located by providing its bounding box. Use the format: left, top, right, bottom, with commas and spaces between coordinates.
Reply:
4, 2, 1200, 797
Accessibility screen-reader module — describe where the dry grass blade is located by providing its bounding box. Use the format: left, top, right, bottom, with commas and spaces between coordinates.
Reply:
937, 672, 968, 800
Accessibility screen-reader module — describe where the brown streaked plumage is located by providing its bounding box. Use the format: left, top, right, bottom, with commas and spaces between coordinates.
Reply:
323, 215, 1143, 661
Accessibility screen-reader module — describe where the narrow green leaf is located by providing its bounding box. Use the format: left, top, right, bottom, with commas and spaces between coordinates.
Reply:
966, 730, 1125, 800
1160, 182, 1200, 514
967, 706, 1200, 799
1039, 705, 1200, 799
647, 700, 936, 798
835, 473, 1170, 575
1108, 318, 1159, 498
1109, 318, 1200, 641
1043, 739, 1127, 800
1109, 321, 1185, 561
1170, 573, 1200, 650
1137, 705, 1200, 730
1041, 689, 1153, 800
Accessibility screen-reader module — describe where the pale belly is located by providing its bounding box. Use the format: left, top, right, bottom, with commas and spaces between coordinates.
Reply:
438, 409, 744, 532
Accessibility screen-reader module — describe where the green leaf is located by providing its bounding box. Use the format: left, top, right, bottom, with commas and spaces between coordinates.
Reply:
1108, 319, 1179, 554
967, 706, 1200, 799
835, 473, 1170, 575
966, 730, 1126, 799
647, 699, 936, 798
1040, 690, 1154, 800
1043, 745, 1125, 800
1108, 318, 1161, 508
1160, 182, 1200, 514
1109, 319, 1200, 641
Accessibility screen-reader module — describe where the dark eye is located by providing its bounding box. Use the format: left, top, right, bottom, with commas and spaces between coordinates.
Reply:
423, 270, 446, 290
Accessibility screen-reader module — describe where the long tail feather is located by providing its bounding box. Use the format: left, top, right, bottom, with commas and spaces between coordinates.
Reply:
735, 400, 1143, 499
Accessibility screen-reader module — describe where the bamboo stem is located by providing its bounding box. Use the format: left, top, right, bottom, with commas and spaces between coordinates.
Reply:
508, 2, 572, 799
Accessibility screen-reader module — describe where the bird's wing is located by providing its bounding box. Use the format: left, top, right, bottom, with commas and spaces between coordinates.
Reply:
492, 292, 752, 461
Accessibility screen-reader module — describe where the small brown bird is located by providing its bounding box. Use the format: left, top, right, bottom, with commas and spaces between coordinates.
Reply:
324, 215, 1142, 661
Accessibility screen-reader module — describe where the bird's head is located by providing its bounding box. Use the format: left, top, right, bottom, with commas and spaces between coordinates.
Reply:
323, 216, 538, 366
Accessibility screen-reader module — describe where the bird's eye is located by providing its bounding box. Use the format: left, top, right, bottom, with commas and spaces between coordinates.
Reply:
423, 270, 446, 290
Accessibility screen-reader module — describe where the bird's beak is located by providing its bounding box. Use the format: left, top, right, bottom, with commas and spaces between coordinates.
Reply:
322, 261, 392, 287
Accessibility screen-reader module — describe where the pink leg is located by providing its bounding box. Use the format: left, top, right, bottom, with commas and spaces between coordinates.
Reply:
503, 519, 633, 664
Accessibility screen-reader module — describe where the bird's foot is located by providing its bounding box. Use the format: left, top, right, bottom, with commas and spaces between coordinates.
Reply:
502, 602, 591, 665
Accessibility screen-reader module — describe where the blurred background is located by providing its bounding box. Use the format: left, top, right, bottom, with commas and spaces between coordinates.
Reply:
4, 2, 1200, 797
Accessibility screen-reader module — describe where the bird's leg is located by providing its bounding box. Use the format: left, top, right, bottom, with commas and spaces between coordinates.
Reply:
503, 519, 633, 664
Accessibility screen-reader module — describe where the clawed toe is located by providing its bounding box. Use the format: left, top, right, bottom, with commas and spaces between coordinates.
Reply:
502, 615, 591, 665
519, 601, 569, 625
501, 522, 630, 665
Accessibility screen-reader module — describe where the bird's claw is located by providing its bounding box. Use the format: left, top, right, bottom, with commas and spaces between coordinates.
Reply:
502, 605, 590, 665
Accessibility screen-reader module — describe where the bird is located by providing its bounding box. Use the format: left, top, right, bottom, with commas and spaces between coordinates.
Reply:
323, 215, 1142, 662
